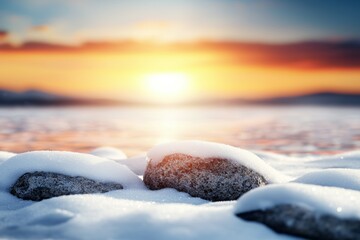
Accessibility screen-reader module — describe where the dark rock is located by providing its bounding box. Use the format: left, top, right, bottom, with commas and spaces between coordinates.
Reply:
10, 171, 123, 201
237, 204, 360, 240
143, 153, 268, 201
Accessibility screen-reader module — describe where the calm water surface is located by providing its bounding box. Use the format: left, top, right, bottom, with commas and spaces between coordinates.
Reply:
0, 106, 359, 157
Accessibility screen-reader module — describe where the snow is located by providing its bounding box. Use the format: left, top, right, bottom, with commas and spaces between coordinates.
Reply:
90, 148, 146, 175
1, 147, 360, 239
0, 189, 291, 240
234, 183, 360, 219
294, 169, 360, 191
0, 151, 16, 164
90, 146, 127, 160
0, 151, 144, 192
308, 151, 360, 169
116, 155, 147, 175
255, 150, 360, 178
147, 140, 289, 183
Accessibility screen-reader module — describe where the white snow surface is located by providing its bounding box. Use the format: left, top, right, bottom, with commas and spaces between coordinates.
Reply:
0, 189, 291, 240
90, 146, 127, 160
234, 183, 360, 219
0, 151, 144, 191
1, 147, 360, 239
116, 155, 147, 175
0, 151, 16, 164
147, 140, 289, 183
294, 169, 360, 191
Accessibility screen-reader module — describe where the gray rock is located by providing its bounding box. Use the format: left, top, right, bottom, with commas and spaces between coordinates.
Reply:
143, 153, 268, 201
10, 171, 123, 201
237, 204, 360, 240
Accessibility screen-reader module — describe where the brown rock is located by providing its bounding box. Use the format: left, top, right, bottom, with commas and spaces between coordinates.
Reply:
144, 153, 268, 201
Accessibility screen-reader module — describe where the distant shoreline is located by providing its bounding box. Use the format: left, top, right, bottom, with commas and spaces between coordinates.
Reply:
1, 89, 360, 107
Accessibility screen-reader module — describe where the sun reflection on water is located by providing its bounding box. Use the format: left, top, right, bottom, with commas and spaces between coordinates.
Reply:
0, 106, 359, 157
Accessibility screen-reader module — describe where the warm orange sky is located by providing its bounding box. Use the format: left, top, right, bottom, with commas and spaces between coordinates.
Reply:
1, 41, 360, 103
1, 1, 360, 103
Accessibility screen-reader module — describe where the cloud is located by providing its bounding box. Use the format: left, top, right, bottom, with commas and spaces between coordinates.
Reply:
1, 39, 360, 69
134, 21, 171, 30
0, 30, 9, 40
31, 25, 50, 32
196, 40, 360, 69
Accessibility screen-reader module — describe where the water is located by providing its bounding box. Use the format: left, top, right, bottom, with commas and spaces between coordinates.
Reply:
0, 106, 359, 157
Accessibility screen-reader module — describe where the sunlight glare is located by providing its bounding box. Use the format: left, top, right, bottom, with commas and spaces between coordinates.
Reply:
144, 73, 190, 103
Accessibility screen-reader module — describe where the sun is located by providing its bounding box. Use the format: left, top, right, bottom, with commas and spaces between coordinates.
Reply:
144, 73, 190, 103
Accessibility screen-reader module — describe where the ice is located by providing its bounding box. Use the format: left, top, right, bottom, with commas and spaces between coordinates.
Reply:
0, 151, 145, 192
147, 140, 289, 183
294, 169, 360, 191
90, 147, 127, 160
0, 151, 16, 164
234, 183, 360, 219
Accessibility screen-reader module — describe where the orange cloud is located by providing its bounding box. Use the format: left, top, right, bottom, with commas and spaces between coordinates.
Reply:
31, 25, 50, 32
1, 40, 360, 101
0, 30, 9, 41
208, 41, 360, 69
1, 40, 360, 70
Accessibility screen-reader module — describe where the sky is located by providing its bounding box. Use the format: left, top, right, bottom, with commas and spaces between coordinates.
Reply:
0, 0, 360, 103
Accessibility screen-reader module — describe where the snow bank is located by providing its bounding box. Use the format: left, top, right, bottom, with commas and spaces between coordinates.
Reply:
2, 147, 360, 239
0, 151, 144, 192
90, 147, 146, 175
147, 140, 289, 183
294, 169, 360, 191
308, 151, 360, 169
234, 183, 360, 219
90, 147, 127, 160
0, 151, 16, 164
116, 155, 147, 175
255, 151, 360, 178
0, 189, 290, 240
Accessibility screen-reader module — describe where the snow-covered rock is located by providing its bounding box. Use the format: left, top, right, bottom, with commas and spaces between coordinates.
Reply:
144, 141, 287, 201
11, 171, 123, 201
235, 183, 360, 240
237, 204, 360, 240
0, 151, 145, 194
90, 147, 127, 160
294, 169, 360, 191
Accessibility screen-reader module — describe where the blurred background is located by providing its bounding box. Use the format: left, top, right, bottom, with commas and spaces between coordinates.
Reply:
0, 0, 359, 156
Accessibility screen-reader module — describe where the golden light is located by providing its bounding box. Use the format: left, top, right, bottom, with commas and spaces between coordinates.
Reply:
144, 73, 190, 103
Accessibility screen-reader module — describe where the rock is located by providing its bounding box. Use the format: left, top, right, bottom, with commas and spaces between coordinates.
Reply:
11, 171, 123, 201
237, 204, 360, 240
143, 153, 268, 201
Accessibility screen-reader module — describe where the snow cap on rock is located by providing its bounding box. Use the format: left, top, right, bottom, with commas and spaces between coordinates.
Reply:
147, 140, 288, 183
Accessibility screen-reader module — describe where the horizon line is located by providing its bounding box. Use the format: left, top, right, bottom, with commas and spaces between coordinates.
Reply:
1, 88, 360, 107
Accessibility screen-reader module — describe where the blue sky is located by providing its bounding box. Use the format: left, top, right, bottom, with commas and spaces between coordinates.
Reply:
0, 0, 360, 44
